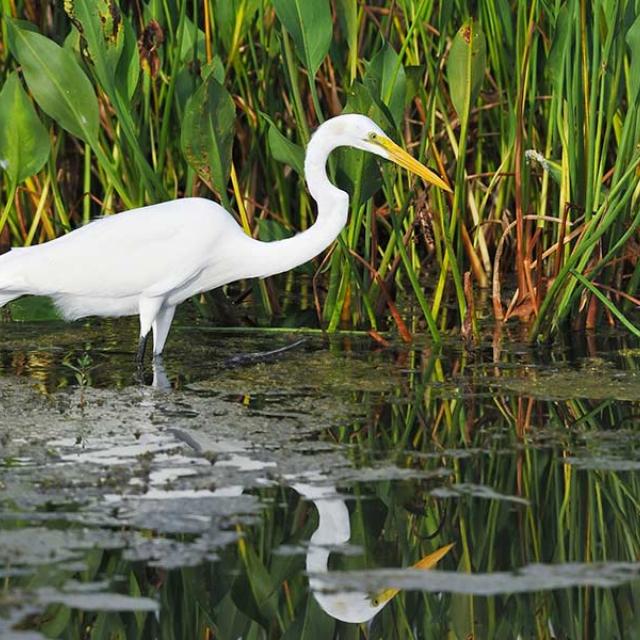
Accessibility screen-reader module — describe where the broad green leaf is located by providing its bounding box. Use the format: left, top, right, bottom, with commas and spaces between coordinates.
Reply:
6, 19, 99, 144
267, 125, 305, 175
202, 57, 226, 84
335, 82, 394, 204
343, 80, 394, 131
446, 20, 486, 123
180, 16, 206, 61
272, 0, 332, 75
115, 16, 141, 99
365, 44, 407, 128
405, 64, 426, 105
261, 112, 305, 175
181, 76, 236, 195
0, 72, 50, 185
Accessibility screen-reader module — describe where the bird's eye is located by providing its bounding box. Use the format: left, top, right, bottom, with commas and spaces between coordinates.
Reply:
368, 132, 378, 141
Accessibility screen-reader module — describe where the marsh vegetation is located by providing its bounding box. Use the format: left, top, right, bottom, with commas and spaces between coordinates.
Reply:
3, 1, 640, 638
2, 1, 640, 341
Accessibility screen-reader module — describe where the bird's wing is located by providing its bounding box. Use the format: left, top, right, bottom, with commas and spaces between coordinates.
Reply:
15, 199, 239, 299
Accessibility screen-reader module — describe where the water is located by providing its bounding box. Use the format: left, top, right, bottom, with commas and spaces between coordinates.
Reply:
2, 314, 640, 638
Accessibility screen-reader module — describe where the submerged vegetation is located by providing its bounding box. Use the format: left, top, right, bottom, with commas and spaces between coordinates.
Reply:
1, 1, 640, 342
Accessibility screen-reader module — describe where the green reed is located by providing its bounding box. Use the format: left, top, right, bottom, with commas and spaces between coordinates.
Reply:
1, 1, 640, 341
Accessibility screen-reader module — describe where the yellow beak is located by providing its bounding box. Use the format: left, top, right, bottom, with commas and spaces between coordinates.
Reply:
370, 542, 454, 607
378, 136, 452, 192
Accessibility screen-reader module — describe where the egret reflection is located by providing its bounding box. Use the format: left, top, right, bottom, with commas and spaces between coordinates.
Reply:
294, 482, 452, 624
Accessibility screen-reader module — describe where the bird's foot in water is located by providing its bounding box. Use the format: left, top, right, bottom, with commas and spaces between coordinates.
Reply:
134, 355, 171, 389
224, 337, 308, 367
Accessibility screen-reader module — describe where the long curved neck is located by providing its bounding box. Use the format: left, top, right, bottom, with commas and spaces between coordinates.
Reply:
244, 124, 349, 278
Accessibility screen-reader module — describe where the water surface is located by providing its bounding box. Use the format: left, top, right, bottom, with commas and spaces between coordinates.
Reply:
2, 315, 640, 638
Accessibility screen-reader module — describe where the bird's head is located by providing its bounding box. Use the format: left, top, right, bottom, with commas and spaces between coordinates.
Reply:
321, 113, 452, 192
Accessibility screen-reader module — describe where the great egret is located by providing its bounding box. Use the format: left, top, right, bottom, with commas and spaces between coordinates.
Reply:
0, 114, 449, 361
294, 482, 453, 624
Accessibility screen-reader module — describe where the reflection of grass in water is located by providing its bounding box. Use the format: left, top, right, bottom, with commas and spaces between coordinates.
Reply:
492, 366, 640, 402
3, 337, 640, 636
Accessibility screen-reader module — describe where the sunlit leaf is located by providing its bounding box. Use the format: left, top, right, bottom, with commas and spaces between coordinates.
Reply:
272, 0, 332, 75
0, 72, 50, 185
6, 19, 99, 144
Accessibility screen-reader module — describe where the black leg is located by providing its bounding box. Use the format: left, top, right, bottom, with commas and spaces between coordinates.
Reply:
136, 332, 149, 366
135, 332, 149, 383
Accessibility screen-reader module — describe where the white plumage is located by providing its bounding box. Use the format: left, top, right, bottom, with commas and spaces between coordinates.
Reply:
0, 114, 449, 360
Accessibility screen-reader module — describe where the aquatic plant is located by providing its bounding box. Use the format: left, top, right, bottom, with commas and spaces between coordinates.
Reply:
1, 1, 640, 342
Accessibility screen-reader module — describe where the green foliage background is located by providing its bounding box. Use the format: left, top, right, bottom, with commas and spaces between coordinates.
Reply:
2, 0, 640, 341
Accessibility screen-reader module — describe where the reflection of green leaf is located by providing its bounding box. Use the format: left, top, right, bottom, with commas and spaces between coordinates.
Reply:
39, 604, 71, 637
272, 0, 332, 75
181, 76, 236, 195
232, 543, 279, 627
282, 595, 335, 640
0, 72, 50, 186
6, 296, 62, 322
6, 19, 99, 144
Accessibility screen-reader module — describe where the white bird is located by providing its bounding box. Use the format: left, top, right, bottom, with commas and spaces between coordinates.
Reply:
0, 114, 450, 363
294, 482, 453, 624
